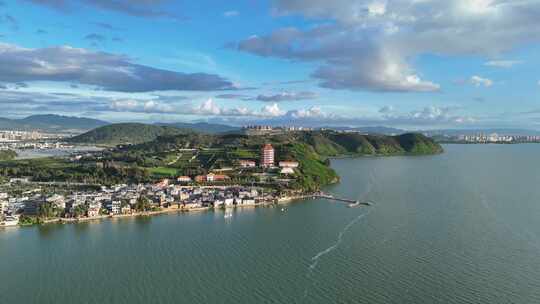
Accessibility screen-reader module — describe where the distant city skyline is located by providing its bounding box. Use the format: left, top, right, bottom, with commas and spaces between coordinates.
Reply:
1, 0, 540, 129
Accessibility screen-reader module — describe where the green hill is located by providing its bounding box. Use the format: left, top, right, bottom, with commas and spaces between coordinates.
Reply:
68, 123, 187, 145
118, 130, 442, 190
130, 130, 442, 159
2, 129, 441, 191
303, 131, 444, 156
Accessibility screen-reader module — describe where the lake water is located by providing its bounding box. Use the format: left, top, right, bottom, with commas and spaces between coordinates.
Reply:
2, 144, 540, 303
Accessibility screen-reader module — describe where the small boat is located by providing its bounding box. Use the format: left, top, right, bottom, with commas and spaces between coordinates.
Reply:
280, 208, 286, 212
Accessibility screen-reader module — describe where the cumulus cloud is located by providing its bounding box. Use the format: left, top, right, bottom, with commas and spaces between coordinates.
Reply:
255, 91, 318, 102
285, 106, 326, 119
235, 25, 439, 92
379, 105, 476, 125
470, 75, 493, 87
109, 99, 175, 113
484, 60, 523, 68
0, 43, 236, 92
0, 87, 484, 127
234, 0, 540, 92
23, 0, 179, 19
260, 103, 284, 117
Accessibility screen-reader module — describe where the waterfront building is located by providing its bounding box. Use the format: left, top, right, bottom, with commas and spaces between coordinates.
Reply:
0, 201, 7, 216
121, 205, 132, 215
105, 200, 121, 215
87, 206, 100, 217
47, 194, 66, 209
261, 144, 275, 167
0, 193, 7, 216
24, 199, 42, 216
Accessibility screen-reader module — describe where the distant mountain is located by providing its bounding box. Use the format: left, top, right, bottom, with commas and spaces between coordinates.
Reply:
68, 123, 187, 145
0, 114, 109, 132
156, 122, 241, 134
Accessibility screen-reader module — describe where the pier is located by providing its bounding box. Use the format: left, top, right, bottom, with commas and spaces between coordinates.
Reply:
314, 192, 373, 207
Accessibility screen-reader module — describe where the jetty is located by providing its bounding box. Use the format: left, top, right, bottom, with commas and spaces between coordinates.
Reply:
314, 192, 373, 207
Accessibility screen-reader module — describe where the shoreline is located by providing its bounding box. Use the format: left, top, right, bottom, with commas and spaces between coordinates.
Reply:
1, 194, 315, 229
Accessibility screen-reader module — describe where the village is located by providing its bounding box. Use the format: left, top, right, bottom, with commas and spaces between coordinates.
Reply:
0, 143, 301, 227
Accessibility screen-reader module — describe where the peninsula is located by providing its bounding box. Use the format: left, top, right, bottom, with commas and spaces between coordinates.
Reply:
0, 125, 442, 226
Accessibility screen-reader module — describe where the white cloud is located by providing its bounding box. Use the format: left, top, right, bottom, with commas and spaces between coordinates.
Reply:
484, 60, 523, 68
236, 0, 540, 92
470, 75, 493, 87
311, 46, 440, 92
109, 99, 175, 113
193, 98, 223, 115
286, 106, 326, 119
380, 105, 476, 125
260, 103, 285, 117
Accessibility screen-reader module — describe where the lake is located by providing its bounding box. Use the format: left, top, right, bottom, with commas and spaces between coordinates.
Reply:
2, 144, 540, 303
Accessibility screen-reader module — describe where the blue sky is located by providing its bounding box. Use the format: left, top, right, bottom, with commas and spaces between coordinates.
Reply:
1, 0, 540, 130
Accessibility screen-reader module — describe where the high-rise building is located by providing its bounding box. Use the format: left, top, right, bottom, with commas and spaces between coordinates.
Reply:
261, 144, 275, 167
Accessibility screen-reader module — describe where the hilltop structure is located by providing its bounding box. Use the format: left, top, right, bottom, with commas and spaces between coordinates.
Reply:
261, 144, 275, 168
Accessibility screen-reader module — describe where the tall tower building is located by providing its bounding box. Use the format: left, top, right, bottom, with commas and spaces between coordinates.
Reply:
261, 144, 275, 167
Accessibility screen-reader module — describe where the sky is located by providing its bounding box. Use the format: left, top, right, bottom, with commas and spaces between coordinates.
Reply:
0, 0, 540, 130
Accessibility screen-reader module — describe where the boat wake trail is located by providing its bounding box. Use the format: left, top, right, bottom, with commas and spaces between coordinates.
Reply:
308, 209, 373, 272
301, 170, 377, 301
301, 208, 374, 301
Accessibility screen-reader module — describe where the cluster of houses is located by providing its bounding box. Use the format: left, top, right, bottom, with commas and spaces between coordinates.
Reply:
0, 181, 274, 225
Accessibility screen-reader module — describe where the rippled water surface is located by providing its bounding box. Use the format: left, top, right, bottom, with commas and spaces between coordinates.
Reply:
2, 144, 540, 303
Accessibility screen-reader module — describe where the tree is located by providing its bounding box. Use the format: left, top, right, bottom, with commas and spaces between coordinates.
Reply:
72, 205, 88, 218
135, 195, 152, 212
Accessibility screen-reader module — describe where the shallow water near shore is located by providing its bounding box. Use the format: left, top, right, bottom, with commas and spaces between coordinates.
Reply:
2, 144, 540, 303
